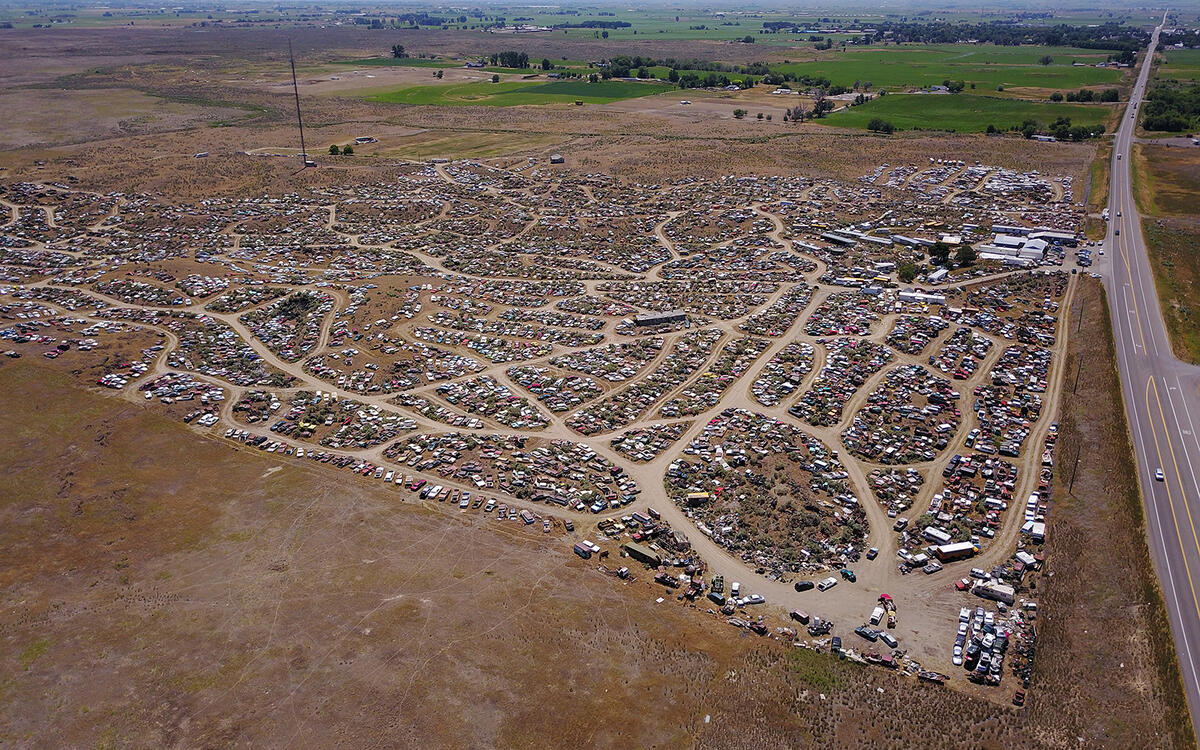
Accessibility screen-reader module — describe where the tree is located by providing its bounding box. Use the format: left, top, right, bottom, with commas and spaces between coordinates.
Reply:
491, 74, 500, 83
493, 51, 529, 68
1049, 116, 1073, 141
897, 261, 919, 282
986, 124, 998, 134
435, 69, 443, 79
1050, 92, 1063, 102
866, 117, 894, 134
342, 145, 354, 156
929, 241, 951, 264
733, 108, 747, 119
955, 245, 977, 266
601, 30, 608, 38
742, 35, 755, 43
668, 68, 679, 83
541, 58, 552, 70
391, 44, 406, 59
328, 144, 340, 155
812, 88, 833, 117
1039, 55, 1054, 66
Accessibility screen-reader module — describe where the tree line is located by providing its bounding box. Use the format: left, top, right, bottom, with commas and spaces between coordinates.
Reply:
1143, 83, 1200, 132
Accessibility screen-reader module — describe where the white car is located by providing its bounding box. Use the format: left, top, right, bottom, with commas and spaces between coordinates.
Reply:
1155, 468, 1165, 482
953, 645, 964, 666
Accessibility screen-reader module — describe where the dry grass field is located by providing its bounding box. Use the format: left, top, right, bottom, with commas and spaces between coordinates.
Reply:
1132, 143, 1200, 363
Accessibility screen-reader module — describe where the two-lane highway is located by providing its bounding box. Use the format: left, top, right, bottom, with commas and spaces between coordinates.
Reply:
1104, 15, 1200, 733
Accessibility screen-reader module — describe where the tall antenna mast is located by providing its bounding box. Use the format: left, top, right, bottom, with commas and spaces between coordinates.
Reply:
289, 39, 311, 169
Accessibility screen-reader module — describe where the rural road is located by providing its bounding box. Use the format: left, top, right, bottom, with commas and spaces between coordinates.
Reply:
1103, 15, 1200, 732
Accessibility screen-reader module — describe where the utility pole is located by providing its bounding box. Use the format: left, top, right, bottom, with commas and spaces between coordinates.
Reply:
289, 39, 312, 169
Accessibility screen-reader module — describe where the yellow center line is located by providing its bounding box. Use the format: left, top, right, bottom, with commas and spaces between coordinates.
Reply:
1146, 375, 1200, 628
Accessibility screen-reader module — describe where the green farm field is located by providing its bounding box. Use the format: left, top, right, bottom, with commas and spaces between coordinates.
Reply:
368, 78, 673, 106
825, 93, 1115, 133
1160, 48, 1200, 83
772, 44, 1123, 92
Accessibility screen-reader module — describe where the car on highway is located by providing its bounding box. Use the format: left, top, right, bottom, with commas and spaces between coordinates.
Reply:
1156, 468, 1165, 482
